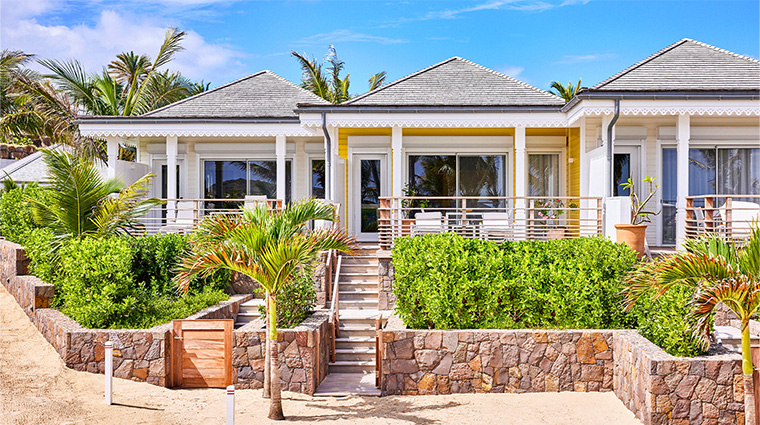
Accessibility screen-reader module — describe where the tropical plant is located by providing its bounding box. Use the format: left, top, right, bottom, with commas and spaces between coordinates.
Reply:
623, 225, 760, 424
291, 45, 387, 104
174, 198, 354, 420
549, 78, 582, 102
27, 148, 163, 242
621, 176, 660, 225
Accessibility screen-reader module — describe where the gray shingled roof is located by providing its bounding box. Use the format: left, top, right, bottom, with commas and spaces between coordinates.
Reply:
343, 57, 565, 107
144, 70, 329, 119
592, 39, 760, 91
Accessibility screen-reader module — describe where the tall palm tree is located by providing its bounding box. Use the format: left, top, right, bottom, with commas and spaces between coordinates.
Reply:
174, 198, 354, 420
623, 226, 760, 424
549, 78, 582, 102
28, 148, 163, 242
292, 45, 387, 104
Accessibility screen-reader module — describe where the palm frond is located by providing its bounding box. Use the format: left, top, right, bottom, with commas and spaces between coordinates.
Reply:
91, 173, 164, 237
368, 72, 387, 91
291, 50, 331, 101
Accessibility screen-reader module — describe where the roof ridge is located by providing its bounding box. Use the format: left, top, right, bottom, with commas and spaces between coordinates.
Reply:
261, 70, 331, 104
684, 39, 760, 64
343, 57, 459, 105
454, 57, 564, 101
142, 71, 268, 116
592, 39, 691, 90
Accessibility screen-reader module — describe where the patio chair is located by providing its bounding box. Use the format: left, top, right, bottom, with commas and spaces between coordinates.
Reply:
481, 212, 512, 241
244, 195, 268, 210
160, 200, 197, 234
718, 201, 760, 238
412, 212, 444, 235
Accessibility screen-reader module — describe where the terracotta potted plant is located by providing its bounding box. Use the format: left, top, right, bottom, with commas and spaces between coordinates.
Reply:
615, 176, 660, 258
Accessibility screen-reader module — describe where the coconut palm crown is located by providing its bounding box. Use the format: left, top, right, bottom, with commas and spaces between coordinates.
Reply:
174, 198, 354, 420
622, 224, 760, 424
549, 78, 582, 102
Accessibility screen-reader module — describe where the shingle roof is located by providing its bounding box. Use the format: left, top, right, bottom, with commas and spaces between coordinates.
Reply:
592, 39, 760, 91
343, 57, 565, 107
144, 70, 329, 119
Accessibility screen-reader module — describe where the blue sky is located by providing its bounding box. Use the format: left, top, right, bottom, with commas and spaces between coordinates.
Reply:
2, 0, 758, 94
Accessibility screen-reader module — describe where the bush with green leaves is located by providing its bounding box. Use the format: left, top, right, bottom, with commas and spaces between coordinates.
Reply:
258, 270, 317, 328
392, 233, 705, 356
0, 184, 49, 243
21, 234, 230, 329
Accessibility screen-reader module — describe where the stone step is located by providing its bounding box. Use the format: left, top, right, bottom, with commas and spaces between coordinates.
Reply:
338, 299, 378, 310
240, 298, 265, 308
335, 336, 375, 349
339, 276, 377, 284
335, 350, 375, 362
341, 257, 378, 266
236, 312, 262, 323
329, 360, 375, 374
715, 326, 760, 353
338, 291, 379, 302
314, 373, 380, 397
339, 282, 377, 292
338, 325, 376, 338
340, 265, 378, 274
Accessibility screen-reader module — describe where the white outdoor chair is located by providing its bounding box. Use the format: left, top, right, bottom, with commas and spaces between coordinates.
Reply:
412, 212, 444, 235
244, 195, 269, 210
719, 201, 760, 238
481, 212, 512, 241
160, 200, 196, 234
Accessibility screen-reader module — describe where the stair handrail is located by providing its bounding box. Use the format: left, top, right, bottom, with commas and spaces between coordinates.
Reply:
328, 254, 343, 362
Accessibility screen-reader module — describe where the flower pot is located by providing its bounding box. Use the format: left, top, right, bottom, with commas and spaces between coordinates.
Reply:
547, 226, 566, 240
615, 224, 647, 258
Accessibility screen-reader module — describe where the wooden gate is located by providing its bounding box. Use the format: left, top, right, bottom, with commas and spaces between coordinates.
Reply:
171, 319, 233, 388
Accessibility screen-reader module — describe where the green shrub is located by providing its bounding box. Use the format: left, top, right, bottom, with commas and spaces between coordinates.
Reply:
0, 184, 49, 243
22, 227, 58, 283
259, 271, 316, 328
392, 233, 705, 356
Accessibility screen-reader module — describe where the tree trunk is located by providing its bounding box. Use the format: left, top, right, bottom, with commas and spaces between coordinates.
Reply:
263, 293, 271, 399
742, 321, 756, 425
268, 296, 284, 420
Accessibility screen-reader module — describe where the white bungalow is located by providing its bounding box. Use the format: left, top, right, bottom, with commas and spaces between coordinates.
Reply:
79, 39, 760, 248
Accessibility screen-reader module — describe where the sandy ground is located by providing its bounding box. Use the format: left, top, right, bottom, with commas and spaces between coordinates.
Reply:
0, 284, 643, 425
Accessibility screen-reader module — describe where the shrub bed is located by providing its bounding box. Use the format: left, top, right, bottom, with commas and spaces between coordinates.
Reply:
392, 233, 703, 356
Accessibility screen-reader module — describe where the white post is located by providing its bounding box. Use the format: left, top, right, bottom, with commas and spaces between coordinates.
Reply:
577, 118, 590, 232
391, 126, 403, 197
276, 134, 286, 202
514, 126, 527, 225
226, 385, 234, 425
106, 137, 118, 179
166, 135, 178, 220
676, 114, 690, 249
105, 341, 113, 405
329, 127, 339, 205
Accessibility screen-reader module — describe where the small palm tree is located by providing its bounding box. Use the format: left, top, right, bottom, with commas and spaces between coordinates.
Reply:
292, 45, 386, 104
623, 225, 760, 424
28, 148, 163, 241
174, 198, 354, 420
549, 78, 582, 102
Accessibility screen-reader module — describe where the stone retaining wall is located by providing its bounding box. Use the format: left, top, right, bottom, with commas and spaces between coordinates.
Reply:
380, 328, 614, 395
614, 330, 744, 425
232, 311, 331, 395
378, 251, 395, 310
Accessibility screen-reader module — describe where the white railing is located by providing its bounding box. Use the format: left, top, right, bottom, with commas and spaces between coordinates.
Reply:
686, 195, 760, 241
378, 196, 603, 249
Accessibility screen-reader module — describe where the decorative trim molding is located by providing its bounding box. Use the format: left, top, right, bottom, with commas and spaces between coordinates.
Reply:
301, 118, 570, 128
579, 106, 760, 117
79, 129, 318, 138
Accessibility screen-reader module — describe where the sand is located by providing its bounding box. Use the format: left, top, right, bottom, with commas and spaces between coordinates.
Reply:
0, 284, 642, 425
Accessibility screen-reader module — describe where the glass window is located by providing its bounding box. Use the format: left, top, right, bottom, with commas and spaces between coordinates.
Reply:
204, 159, 291, 210
204, 161, 247, 200
408, 155, 456, 210
311, 159, 325, 199
459, 155, 505, 209
528, 153, 560, 197
689, 148, 717, 197
662, 148, 677, 245
613, 153, 631, 197
717, 148, 760, 196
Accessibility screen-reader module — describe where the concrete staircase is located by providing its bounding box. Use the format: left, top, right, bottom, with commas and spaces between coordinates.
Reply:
316, 244, 382, 396
235, 298, 265, 327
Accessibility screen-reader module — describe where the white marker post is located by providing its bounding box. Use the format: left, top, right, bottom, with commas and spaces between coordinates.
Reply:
105, 341, 113, 405
226, 385, 235, 425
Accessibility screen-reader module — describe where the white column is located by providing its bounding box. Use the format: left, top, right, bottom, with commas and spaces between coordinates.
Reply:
391, 126, 403, 197
276, 134, 286, 202
329, 127, 339, 204
578, 117, 591, 233
166, 135, 178, 219
106, 136, 118, 179
600, 115, 612, 198
676, 114, 690, 249
514, 126, 527, 221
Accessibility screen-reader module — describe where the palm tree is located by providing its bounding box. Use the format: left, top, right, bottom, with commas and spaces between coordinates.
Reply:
292, 45, 386, 104
549, 78, 582, 102
623, 226, 760, 424
174, 198, 354, 420
28, 148, 163, 242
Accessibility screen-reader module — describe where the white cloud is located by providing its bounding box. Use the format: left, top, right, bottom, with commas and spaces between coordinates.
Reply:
553, 53, 617, 64
410, 0, 588, 22
294, 29, 408, 46
496, 65, 525, 78
0, 2, 244, 83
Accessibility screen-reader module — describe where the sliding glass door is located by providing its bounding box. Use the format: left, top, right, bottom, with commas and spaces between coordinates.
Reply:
527, 153, 560, 197
661, 146, 760, 245
204, 159, 291, 210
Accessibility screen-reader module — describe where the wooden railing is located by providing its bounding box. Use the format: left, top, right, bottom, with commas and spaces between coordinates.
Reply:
686, 195, 760, 241
328, 255, 343, 362
378, 196, 603, 249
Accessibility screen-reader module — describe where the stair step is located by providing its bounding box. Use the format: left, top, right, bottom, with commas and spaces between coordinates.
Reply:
335, 336, 375, 343
335, 347, 375, 354
329, 360, 375, 374
314, 373, 380, 397
240, 299, 265, 307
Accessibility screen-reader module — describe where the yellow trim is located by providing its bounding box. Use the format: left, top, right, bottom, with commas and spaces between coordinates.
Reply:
403, 128, 514, 137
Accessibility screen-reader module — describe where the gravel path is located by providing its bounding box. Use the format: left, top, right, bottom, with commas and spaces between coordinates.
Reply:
0, 284, 642, 424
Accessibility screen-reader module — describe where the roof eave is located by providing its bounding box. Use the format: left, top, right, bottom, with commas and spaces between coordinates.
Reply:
561, 90, 760, 112
76, 116, 302, 125
295, 104, 565, 114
